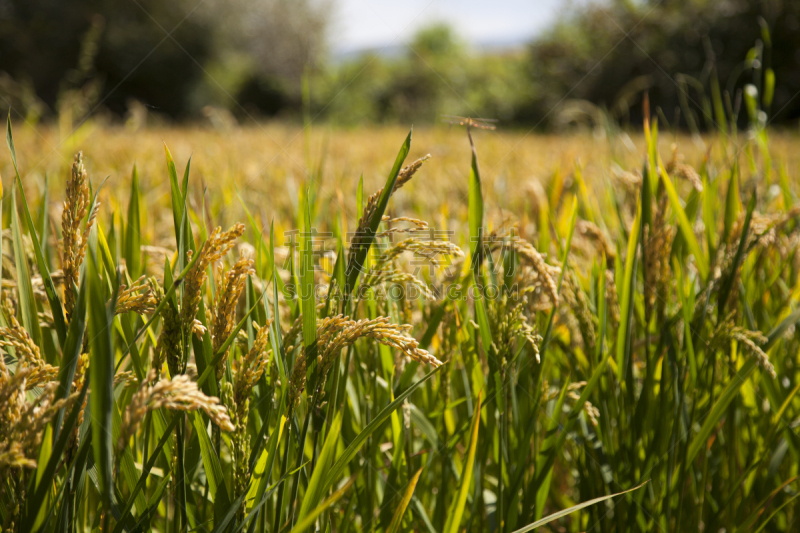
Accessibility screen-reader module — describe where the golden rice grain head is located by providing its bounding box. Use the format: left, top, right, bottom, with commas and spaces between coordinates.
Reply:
359, 269, 435, 302
115, 276, 157, 315
234, 322, 272, 410
514, 241, 559, 307
348, 155, 432, 268
576, 220, 615, 261
730, 328, 776, 379
0, 314, 47, 369
61, 152, 91, 320
118, 369, 233, 452
114, 371, 139, 388
181, 223, 246, 331
0, 382, 79, 472
211, 256, 255, 380
315, 315, 443, 377
376, 238, 464, 267
288, 352, 307, 410
674, 163, 703, 192
155, 302, 182, 377
604, 269, 620, 330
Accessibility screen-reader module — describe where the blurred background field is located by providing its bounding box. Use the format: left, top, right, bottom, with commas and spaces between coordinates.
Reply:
3, 123, 799, 248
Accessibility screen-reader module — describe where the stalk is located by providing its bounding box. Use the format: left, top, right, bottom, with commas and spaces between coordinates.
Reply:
272, 420, 293, 533
288, 393, 316, 527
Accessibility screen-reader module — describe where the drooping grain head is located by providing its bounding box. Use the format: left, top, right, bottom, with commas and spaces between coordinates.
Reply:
710, 315, 776, 379
358, 235, 463, 305
375, 237, 464, 267
563, 269, 597, 357
288, 352, 307, 410
210, 255, 255, 380
487, 294, 542, 364
233, 322, 272, 412
181, 223, 246, 333
644, 193, 673, 321
115, 275, 158, 316
604, 269, 620, 332
117, 369, 234, 454
514, 241, 559, 308
157, 302, 183, 378
347, 155, 431, 271
576, 220, 615, 264
304, 314, 442, 401
0, 314, 46, 369
0, 380, 79, 474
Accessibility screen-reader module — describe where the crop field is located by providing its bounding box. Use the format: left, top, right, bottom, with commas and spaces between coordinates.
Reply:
2, 113, 800, 533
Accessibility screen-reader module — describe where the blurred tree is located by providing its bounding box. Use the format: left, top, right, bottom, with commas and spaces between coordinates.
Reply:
0, 0, 211, 119
0, 0, 331, 120
523, 0, 800, 129
191, 0, 332, 117
315, 23, 531, 125
411, 24, 464, 60
386, 24, 468, 121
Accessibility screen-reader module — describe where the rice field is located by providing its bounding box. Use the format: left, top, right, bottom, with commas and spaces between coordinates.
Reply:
2, 114, 800, 533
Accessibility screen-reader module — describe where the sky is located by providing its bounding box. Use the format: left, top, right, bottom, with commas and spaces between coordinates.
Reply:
331, 0, 582, 54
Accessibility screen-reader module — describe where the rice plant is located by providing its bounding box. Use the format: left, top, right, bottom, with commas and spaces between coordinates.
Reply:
1, 81, 799, 533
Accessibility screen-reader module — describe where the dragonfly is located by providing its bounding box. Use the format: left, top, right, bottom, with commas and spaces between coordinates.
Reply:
440, 115, 498, 131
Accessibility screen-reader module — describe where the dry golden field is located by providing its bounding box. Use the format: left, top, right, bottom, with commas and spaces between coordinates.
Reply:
6, 122, 799, 249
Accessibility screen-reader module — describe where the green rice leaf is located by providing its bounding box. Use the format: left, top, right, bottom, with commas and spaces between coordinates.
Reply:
540, 196, 578, 355
511, 481, 648, 533
534, 381, 570, 519
191, 411, 230, 507
6, 112, 19, 178
386, 467, 423, 533
443, 392, 481, 533
658, 157, 708, 279
535, 356, 609, 515
290, 476, 357, 533
297, 412, 342, 523
113, 415, 181, 533
52, 270, 87, 440
766, 308, 800, 350
87, 234, 116, 512
467, 130, 484, 275
269, 221, 287, 384
300, 191, 317, 360
345, 129, 411, 295
323, 242, 345, 319
11, 142, 67, 345
686, 358, 757, 465
125, 165, 142, 279
251, 411, 287, 505
325, 363, 441, 489
164, 144, 186, 246
11, 186, 44, 353
616, 197, 641, 379
717, 191, 755, 320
